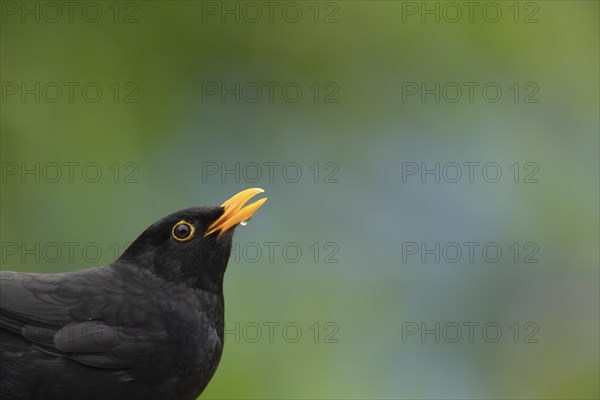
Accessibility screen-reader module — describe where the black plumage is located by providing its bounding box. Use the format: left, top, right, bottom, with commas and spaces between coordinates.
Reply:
0, 189, 266, 400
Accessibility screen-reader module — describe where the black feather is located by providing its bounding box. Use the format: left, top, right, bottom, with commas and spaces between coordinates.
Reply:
0, 206, 237, 400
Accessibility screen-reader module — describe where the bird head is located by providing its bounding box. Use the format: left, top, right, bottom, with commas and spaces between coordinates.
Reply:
117, 188, 267, 293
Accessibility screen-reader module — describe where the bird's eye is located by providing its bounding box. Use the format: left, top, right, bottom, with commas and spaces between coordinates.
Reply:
172, 220, 195, 242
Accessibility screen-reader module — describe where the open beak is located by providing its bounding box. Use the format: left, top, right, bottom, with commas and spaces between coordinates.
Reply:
205, 188, 267, 237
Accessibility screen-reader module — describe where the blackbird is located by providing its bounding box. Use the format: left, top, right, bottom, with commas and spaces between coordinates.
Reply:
0, 188, 267, 400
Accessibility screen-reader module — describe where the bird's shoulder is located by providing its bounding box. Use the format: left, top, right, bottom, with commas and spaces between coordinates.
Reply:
1, 265, 221, 329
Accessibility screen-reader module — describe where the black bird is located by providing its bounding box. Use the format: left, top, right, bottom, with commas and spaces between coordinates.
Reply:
0, 188, 267, 400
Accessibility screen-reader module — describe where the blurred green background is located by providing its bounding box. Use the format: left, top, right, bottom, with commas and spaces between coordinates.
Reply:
1, 1, 598, 399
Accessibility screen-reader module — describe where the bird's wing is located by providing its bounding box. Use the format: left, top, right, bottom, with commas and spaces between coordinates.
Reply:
0, 269, 167, 370
0, 271, 73, 331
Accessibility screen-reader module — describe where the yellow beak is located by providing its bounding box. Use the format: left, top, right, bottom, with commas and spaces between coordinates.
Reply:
205, 188, 267, 236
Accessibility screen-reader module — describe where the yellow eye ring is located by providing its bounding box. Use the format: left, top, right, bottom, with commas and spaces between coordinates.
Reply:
172, 220, 195, 242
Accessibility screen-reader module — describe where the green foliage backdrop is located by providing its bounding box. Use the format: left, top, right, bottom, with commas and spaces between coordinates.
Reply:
1, 1, 598, 399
